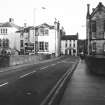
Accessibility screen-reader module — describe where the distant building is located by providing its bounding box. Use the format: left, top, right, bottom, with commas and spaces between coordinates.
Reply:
78, 39, 86, 54
86, 2, 105, 55
18, 21, 61, 56
61, 34, 78, 56
35, 21, 61, 57
0, 18, 22, 55
17, 26, 35, 55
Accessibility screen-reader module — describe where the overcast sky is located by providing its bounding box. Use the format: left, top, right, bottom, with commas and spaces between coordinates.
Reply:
0, 0, 105, 39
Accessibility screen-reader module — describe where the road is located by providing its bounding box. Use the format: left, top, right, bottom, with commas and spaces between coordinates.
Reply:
60, 60, 105, 105
0, 55, 78, 105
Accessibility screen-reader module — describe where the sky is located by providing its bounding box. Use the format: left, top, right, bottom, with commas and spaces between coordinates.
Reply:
0, 0, 105, 39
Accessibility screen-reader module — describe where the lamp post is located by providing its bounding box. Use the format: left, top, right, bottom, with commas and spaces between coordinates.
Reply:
33, 7, 46, 54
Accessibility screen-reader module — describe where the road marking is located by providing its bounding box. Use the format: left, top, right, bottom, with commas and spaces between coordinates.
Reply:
60, 60, 75, 64
51, 64, 56, 66
40, 66, 49, 70
57, 61, 61, 64
0, 82, 8, 87
20, 71, 36, 78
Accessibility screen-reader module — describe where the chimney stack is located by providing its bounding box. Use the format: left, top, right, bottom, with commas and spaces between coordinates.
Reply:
87, 4, 90, 19
9, 18, 14, 23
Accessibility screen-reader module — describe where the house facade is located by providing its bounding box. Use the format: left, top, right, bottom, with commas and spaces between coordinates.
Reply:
17, 26, 35, 55
61, 34, 78, 56
0, 18, 22, 55
17, 21, 61, 56
35, 21, 61, 57
86, 2, 105, 55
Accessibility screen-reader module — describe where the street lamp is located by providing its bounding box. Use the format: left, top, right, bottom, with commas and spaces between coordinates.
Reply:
33, 7, 46, 54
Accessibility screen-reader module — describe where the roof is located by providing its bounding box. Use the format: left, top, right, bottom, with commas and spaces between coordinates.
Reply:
61, 35, 78, 40
0, 22, 22, 30
16, 26, 34, 33
91, 2, 105, 18
35, 23, 54, 29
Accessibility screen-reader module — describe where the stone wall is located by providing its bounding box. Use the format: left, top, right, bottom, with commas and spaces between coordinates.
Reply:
0, 54, 51, 68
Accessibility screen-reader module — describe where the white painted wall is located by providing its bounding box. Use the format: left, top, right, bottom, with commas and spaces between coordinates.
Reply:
0, 27, 20, 51
61, 39, 78, 56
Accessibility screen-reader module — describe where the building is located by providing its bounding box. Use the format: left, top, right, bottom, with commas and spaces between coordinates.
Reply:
86, 2, 105, 55
17, 26, 35, 55
35, 21, 61, 57
0, 18, 22, 55
78, 39, 86, 54
61, 34, 78, 56
17, 21, 61, 56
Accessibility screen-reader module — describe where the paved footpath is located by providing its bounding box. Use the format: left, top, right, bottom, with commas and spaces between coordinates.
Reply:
60, 60, 105, 105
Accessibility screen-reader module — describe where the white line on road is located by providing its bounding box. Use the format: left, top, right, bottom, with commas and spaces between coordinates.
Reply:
40, 66, 49, 70
20, 71, 36, 78
57, 61, 61, 64
51, 64, 56, 66
0, 82, 8, 87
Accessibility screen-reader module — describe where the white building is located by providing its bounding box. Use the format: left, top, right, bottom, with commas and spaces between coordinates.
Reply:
35, 22, 61, 57
0, 18, 22, 55
61, 34, 78, 56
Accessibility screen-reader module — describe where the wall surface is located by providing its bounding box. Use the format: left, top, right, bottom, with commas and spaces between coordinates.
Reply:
0, 54, 51, 68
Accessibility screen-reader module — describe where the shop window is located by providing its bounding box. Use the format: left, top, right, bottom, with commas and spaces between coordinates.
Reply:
92, 42, 96, 51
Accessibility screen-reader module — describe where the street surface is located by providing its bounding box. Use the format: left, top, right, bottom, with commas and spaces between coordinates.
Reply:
0, 55, 78, 105
60, 60, 105, 105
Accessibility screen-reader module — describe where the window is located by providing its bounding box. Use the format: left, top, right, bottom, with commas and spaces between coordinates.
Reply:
103, 43, 105, 51
40, 28, 44, 35
3, 29, 5, 34
20, 40, 24, 47
65, 41, 67, 47
0, 40, 1, 47
1, 29, 2, 34
45, 29, 49, 35
5, 29, 7, 34
104, 20, 105, 31
91, 21, 96, 32
5, 39, 9, 47
92, 42, 96, 51
2, 39, 9, 48
39, 42, 44, 51
0, 28, 8, 34
73, 40, 75, 47
45, 42, 48, 51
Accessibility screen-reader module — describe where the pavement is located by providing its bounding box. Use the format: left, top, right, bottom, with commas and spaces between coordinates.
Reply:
60, 60, 105, 105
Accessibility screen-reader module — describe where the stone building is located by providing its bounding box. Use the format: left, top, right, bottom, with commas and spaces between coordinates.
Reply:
61, 34, 78, 56
86, 2, 105, 55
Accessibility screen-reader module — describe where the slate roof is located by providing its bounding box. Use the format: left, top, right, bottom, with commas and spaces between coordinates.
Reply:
91, 2, 105, 18
0, 22, 22, 30
61, 35, 78, 40
35, 23, 54, 29
16, 26, 34, 33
